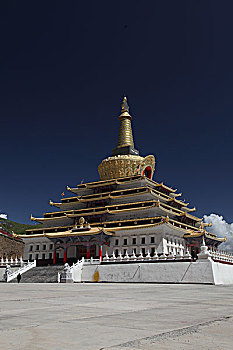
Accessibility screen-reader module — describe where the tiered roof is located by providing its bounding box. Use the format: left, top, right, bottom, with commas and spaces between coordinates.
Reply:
20, 97, 224, 247
25, 175, 207, 238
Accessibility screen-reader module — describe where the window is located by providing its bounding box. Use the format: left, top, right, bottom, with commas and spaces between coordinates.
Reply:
150, 237, 155, 244
123, 249, 127, 255
36, 245, 39, 251
50, 244, 53, 250
142, 248, 146, 256
123, 238, 127, 245
115, 249, 119, 257
42, 253, 45, 259
115, 239, 119, 246
132, 238, 136, 245
56, 252, 59, 259
30, 245, 33, 251
141, 237, 145, 244
43, 245, 46, 250
151, 247, 155, 256
49, 253, 52, 259
29, 254, 32, 260
35, 254, 39, 260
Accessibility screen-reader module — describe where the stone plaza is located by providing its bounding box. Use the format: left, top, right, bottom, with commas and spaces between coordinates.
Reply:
0, 283, 233, 350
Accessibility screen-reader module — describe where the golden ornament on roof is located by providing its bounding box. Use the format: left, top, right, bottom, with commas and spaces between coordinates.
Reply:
121, 96, 129, 112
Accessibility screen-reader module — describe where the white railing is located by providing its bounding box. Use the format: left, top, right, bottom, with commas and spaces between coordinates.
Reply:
103, 249, 192, 263
83, 257, 101, 265
5, 260, 36, 282
209, 248, 233, 264
104, 247, 233, 264
58, 257, 85, 283
0, 256, 23, 267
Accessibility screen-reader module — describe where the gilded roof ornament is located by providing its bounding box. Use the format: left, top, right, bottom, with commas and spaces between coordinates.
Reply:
79, 216, 85, 228
199, 221, 206, 232
121, 96, 129, 112
30, 214, 36, 221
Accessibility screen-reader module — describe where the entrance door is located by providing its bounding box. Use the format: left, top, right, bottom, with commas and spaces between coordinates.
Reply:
76, 245, 87, 260
90, 244, 96, 258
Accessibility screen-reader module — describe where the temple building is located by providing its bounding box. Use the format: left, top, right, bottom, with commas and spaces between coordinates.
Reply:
19, 97, 225, 265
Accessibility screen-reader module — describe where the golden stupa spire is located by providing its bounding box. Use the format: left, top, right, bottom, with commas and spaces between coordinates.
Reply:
98, 96, 156, 180
117, 96, 135, 148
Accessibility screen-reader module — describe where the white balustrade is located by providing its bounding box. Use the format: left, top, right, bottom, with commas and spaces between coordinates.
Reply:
167, 251, 175, 260
137, 250, 143, 260
4, 260, 36, 282
145, 250, 151, 260
103, 251, 109, 262
98, 246, 233, 264
117, 252, 123, 261
123, 251, 129, 261
0, 256, 22, 267
203, 246, 233, 264
130, 251, 137, 261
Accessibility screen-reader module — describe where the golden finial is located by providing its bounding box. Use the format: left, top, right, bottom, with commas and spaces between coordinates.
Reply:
117, 96, 134, 148
199, 221, 206, 231
121, 96, 129, 112
79, 217, 85, 228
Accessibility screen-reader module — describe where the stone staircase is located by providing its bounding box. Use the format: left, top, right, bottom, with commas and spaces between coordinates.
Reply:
10, 265, 64, 283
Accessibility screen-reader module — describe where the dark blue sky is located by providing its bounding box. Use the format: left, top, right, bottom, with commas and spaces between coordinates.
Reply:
0, 1, 233, 224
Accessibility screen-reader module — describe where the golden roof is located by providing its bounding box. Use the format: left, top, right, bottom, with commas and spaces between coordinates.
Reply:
178, 211, 202, 221
43, 198, 193, 219
43, 198, 156, 218
19, 226, 114, 239
150, 180, 177, 193
184, 231, 226, 242
51, 186, 152, 207
76, 175, 142, 189
167, 197, 189, 207
71, 175, 177, 194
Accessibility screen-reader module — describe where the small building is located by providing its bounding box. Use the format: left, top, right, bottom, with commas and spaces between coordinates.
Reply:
0, 229, 24, 260
19, 97, 225, 264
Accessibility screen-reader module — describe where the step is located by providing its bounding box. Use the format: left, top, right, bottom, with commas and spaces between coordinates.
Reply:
10, 265, 64, 283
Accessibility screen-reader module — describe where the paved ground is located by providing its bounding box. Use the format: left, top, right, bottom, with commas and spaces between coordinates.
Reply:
0, 283, 233, 350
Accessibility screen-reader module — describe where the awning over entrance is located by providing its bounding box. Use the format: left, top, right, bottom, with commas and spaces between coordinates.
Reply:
46, 227, 114, 264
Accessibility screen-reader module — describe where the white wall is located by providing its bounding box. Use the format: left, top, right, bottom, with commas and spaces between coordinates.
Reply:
80, 260, 233, 285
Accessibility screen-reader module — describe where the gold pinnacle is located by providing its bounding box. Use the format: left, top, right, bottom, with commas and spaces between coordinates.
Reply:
117, 96, 134, 148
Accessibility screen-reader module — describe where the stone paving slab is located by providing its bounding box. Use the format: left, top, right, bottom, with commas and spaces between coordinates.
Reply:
0, 283, 233, 350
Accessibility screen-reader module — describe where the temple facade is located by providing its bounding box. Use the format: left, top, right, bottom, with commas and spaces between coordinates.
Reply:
20, 97, 225, 265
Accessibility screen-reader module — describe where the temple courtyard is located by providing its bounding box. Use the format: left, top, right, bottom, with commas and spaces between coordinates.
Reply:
0, 283, 233, 350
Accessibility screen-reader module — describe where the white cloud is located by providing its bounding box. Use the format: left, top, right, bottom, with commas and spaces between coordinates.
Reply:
204, 214, 233, 251
0, 213, 7, 220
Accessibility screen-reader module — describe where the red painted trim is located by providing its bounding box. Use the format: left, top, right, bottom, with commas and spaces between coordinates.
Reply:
63, 249, 67, 263
99, 245, 103, 262
53, 250, 56, 264
142, 166, 152, 179
86, 246, 90, 259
